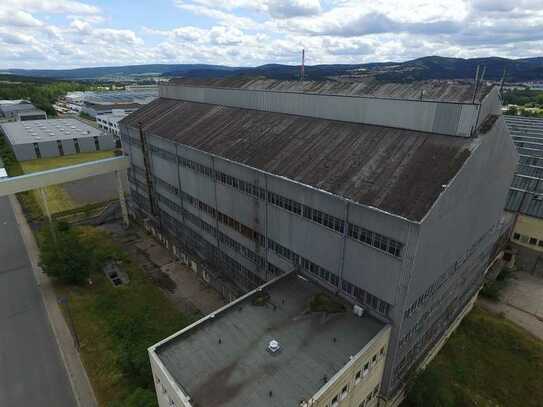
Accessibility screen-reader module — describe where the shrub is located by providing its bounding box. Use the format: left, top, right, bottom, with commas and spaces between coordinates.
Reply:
39, 222, 98, 285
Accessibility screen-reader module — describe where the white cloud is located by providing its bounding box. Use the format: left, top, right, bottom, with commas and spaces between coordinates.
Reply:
174, 2, 258, 29
1, 0, 543, 69
2, 0, 99, 15
267, 0, 322, 18
0, 10, 43, 27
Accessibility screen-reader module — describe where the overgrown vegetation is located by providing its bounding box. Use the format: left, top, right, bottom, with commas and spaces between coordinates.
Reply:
47, 226, 195, 406
404, 306, 543, 407
503, 89, 543, 118
480, 268, 513, 301
39, 222, 97, 285
503, 88, 543, 106
79, 111, 95, 121
0, 79, 96, 117
504, 105, 543, 118
309, 293, 346, 314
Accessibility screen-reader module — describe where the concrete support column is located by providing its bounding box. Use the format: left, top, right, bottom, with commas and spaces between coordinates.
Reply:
40, 187, 57, 243
116, 170, 129, 227
39, 187, 52, 223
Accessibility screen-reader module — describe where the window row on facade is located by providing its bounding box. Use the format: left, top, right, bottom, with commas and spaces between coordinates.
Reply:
133, 142, 404, 258
157, 204, 270, 290
156, 188, 346, 294
342, 280, 390, 315
165, 185, 392, 316
156, 192, 269, 282
131, 173, 393, 317
184, 186, 391, 314
131, 186, 266, 293
513, 232, 543, 247
329, 347, 385, 407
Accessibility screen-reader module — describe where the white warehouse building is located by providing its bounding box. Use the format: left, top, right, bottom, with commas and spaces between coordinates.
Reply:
0, 118, 115, 161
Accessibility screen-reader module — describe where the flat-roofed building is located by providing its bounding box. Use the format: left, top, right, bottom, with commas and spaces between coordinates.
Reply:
0, 100, 47, 121
81, 101, 143, 118
150, 273, 390, 407
0, 118, 115, 161
121, 78, 517, 405
504, 115, 543, 251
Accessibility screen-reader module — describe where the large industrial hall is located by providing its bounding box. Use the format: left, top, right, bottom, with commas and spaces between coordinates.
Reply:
119, 78, 517, 407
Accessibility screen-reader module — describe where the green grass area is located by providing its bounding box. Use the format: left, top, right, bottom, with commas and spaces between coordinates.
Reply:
20, 150, 116, 173
0, 134, 43, 220
19, 150, 115, 214
404, 306, 543, 407
50, 226, 195, 406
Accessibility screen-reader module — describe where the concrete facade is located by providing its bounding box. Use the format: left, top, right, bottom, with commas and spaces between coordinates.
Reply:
122, 79, 517, 404
511, 214, 543, 252
96, 112, 126, 138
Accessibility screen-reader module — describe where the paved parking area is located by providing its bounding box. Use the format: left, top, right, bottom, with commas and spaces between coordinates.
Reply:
480, 271, 543, 340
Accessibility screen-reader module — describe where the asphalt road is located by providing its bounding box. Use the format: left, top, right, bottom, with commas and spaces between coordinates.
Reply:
0, 196, 75, 406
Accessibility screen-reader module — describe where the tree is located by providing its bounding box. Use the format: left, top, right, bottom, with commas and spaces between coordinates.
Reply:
39, 222, 96, 285
108, 388, 157, 407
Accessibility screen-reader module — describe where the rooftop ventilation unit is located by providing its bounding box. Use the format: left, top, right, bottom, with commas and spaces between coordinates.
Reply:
268, 339, 281, 353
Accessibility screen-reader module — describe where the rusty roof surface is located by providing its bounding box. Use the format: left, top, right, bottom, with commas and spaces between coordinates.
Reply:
167, 77, 493, 104
122, 97, 474, 220
156, 273, 385, 407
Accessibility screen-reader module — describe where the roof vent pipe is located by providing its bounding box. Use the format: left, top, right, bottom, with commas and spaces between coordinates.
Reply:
268, 339, 281, 353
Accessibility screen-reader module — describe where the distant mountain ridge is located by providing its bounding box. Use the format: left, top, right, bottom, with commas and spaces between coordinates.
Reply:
3, 56, 543, 82
2, 64, 237, 80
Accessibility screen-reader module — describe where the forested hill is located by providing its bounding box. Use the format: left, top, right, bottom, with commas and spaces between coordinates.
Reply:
4, 56, 543, 82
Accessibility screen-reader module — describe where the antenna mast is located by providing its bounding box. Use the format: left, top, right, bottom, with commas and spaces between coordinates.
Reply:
472, 65, 480, 103
499, 67, 507, 99
300, 49, 305, 82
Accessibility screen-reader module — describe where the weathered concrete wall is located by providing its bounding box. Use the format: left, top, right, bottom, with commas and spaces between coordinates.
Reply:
160, 84, 479, 137
382, 115, 518, 394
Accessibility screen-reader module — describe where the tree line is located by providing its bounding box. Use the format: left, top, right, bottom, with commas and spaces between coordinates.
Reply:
0, 76, 95, 117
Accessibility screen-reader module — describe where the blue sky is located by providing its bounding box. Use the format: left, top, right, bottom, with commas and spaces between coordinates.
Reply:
1, 0, 542, 69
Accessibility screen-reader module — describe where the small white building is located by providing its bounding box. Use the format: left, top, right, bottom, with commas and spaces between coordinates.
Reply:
96, 111, 127, 137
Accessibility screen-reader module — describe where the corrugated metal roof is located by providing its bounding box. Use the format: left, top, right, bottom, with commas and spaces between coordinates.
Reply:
122, 98, 474, 221
504, 115, 543, 218
167, 77, 493, 104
